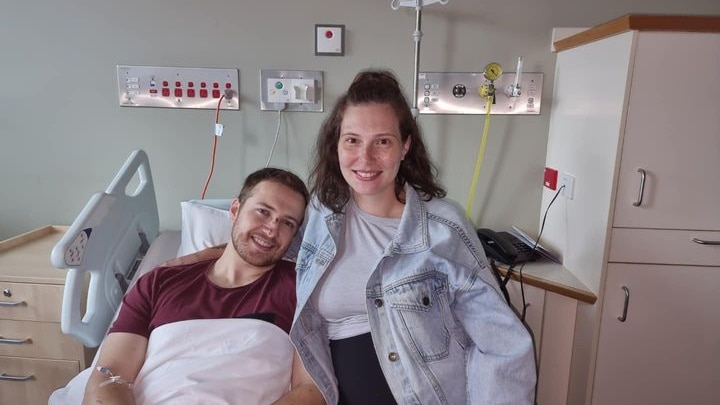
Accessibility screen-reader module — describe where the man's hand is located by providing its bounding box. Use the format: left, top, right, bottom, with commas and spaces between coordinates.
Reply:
82, 333, 148, 405
160, 244, 226, 267
273, 350, 325, 405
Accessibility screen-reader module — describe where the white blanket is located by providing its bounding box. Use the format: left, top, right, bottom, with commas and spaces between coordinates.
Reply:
49, 318, 294, 405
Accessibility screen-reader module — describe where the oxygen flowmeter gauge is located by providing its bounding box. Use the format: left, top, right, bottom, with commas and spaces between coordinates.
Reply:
483, 62, 502, 81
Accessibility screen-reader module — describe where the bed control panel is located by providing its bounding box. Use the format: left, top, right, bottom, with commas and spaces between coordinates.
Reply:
117, 65, 240, 110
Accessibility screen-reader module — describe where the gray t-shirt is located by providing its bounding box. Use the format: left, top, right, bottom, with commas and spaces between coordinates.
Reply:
312, 199, 400, 340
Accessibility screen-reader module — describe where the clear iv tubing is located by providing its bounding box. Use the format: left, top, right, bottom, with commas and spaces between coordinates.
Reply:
465, 95, 493, 218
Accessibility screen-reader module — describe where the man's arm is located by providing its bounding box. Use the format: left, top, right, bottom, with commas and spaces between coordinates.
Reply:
82, 332, 148, 405
160, 245, 225, 267
273, 350, 326, 405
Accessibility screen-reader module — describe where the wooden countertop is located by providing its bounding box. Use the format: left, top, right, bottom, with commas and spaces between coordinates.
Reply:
496, 260, 597, 304
554, 14, 720, 52
0, 225, 68, 284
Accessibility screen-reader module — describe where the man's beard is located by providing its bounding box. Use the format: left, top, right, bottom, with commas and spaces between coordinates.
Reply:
231, 232, 281, 267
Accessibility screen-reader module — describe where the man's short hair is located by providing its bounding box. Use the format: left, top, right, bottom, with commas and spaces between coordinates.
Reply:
237, 167, 309, 207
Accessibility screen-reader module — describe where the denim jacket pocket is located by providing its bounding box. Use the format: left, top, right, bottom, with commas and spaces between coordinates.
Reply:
385, 271, 451, 362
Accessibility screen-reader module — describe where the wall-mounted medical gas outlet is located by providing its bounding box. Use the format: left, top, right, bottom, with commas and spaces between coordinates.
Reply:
260, 69, 323, 112
560, 172, 576, 200
117, 65, 239, 110
416, 71, 543, 115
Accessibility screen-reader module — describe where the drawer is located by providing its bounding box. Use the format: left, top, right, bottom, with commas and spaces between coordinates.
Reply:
0, 319, 85, 361
0, 282, 63, 322
0, 356, 80, 405
609, 228, 720, 266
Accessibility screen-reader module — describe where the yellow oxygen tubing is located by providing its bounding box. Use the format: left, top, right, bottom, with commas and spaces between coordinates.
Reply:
465, 94, 493, 218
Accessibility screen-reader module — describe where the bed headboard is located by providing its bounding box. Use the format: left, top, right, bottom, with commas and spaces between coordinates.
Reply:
51, 149, 159, 347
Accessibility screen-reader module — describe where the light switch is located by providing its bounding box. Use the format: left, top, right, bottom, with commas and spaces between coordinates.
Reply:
315, 24, 345, 56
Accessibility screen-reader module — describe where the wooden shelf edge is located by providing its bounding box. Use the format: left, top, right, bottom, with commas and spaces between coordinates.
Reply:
554, 14, 720, 53
497, 266, 597, 304
0, 225, 66, 253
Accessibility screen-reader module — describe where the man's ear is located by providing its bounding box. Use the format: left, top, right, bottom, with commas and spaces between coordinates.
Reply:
229, 198, 241, 222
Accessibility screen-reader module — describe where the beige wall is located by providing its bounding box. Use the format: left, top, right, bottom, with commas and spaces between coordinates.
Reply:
2, 0, 719, 240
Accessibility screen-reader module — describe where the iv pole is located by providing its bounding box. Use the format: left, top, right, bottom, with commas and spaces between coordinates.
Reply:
391, 0, 449, 118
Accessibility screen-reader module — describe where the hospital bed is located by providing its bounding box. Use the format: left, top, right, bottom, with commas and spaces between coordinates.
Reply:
49, 149, 293, 404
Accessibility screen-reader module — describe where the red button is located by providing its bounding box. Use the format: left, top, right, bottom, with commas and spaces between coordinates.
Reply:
187, 89, 195, 97
225, 82, 232, 89
212, 89, 221, 98
162, 88, 170, 97
325, 30, 334, 39
213, 82, 219, 88
200, 89, 208, 98
200, 82, 207, 88
149, 88, 158, 94
174, 88, 183, 97
175, 81, 181, 87
162, 81, 169, 87
187, 81, 194, 88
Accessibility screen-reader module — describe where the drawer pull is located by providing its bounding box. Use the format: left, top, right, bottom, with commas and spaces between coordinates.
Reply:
0, 300, 26, 307
0, 336, 32, 344
692, 238, 720, 246
632, 168, 646, 207
617, 285, 630, 322
0, 372, 35, 381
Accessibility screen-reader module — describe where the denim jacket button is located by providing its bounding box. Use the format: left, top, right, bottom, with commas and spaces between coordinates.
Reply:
388, 352, 399, 362
374, 299, 383, 308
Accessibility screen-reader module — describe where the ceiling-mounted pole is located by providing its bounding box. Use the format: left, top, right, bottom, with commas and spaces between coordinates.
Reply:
411, 6, 422, 118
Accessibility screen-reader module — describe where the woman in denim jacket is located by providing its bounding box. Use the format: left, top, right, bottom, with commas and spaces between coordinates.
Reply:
288, 69, 537, 405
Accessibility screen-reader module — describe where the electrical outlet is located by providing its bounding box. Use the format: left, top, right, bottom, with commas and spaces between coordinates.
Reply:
560, 172, 576, 200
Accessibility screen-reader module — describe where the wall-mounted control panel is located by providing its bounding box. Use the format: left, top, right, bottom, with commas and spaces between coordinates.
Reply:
117, 65, 239, 110
260, 69, 323, 112
417, 71, 543, 115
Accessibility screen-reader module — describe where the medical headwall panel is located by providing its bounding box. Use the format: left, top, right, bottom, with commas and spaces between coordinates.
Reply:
417, 71, 543, 115
117, 65, 239, 110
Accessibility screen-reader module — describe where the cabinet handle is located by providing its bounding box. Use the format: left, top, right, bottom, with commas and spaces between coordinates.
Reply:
0, 300, 26, 307
632, 168, 646, 207
0, 336, 31, 344
692, 238, 720, 245
0, 372, 34, 381
617, 285, 630, 322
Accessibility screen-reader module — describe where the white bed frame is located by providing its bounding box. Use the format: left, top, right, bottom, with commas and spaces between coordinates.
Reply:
51, 149, 169, 348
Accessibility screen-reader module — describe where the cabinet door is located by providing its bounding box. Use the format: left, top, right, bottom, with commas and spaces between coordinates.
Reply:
592, 263, 720, 405
613, 32, 720, 230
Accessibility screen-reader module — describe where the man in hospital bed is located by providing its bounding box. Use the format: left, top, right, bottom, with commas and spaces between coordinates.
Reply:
65, 167, 320, 405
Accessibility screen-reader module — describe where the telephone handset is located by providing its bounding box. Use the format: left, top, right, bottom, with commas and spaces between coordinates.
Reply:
476, 228, 539, 266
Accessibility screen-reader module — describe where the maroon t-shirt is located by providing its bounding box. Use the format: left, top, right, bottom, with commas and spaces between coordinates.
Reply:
108, 259, 296, 337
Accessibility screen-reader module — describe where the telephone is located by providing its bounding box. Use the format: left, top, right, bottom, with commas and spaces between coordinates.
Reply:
477, 228, 539, 266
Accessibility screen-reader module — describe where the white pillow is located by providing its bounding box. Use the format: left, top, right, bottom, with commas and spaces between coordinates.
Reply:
178, 199, 233, 256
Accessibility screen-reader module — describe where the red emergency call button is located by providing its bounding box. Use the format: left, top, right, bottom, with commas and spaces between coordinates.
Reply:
174, 88, 183, 97
325, 30, 334, 39
212, 89, 221, 98
187, 89, 196, 98
200, 89, 208, 98
162, 88, 170, 97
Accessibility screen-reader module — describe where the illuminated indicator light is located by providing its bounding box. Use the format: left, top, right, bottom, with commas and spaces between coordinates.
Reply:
212, 89, 221, 98
200, 89, 208, 98
325, 30, 334, 39
213, 82, 219, 88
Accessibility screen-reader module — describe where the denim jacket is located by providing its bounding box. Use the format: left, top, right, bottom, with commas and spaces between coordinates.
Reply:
290, 185, 537, 405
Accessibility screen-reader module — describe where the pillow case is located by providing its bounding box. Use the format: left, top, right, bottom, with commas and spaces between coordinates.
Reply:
178, 199, 233, 257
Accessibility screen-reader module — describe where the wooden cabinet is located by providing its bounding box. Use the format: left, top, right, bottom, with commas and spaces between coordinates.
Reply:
545, 15, 720, 405
0, 226, 94, 405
